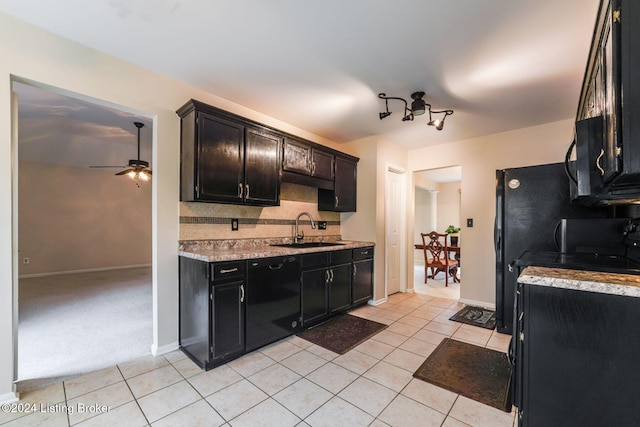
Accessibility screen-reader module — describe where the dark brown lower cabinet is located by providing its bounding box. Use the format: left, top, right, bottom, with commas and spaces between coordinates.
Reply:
514, 281, 640, 426
352, 247, 374, 305
180, 245, 374, 371
301, 249, 353, 327
179, 257, 245, 370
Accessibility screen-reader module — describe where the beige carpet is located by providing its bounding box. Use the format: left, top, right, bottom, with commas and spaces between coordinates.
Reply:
18, 267, 152, 390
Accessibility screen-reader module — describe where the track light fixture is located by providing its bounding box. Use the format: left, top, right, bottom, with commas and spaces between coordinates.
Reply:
378, 91, 453, 131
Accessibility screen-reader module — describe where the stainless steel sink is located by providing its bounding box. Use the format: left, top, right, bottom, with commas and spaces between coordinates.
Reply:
271, 242, 345, 248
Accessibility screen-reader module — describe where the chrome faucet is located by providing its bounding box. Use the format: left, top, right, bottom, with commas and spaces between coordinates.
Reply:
294, 212, 316, 243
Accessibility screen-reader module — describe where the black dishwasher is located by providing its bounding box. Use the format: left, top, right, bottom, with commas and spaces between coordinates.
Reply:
246, 256, 301, 352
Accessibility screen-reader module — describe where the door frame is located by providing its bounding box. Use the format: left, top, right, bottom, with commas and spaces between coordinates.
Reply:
385, 163, 407, 297
10, 78, 156, 391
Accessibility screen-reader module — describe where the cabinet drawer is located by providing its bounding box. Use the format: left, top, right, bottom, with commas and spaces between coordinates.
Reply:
302, 252, 330, 269
330, 249, 352, 265
210, 261, 245, 281
352, 247, 374, 261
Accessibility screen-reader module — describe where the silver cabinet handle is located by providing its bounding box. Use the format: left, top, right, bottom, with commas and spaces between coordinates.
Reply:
329, 269, 334, 282
353, 264, 357, 277
335, 196, 339, 207
220, 268, 239, 274
238, 183, 243, 198
596, 149, 605, 175
245, 184, 250, 199
311, 162, 316, 176
240, 284, 245, 303
325, 270, 330, 283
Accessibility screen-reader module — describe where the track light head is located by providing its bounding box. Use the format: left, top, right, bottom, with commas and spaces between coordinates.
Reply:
379, 111, 391, 120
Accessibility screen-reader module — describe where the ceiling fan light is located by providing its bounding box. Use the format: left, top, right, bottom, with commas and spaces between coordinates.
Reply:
139, 171, 150, 181
127, 170, 137, 179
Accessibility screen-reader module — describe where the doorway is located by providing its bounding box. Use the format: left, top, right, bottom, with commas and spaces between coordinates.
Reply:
413, 166, 461, 300
13, 80, 153, 389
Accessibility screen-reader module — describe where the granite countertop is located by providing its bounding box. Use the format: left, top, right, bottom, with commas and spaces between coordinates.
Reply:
519, 266, 640, 298
178, 238, 375, 262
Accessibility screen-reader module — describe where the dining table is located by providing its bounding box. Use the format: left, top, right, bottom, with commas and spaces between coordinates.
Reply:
414, 243, 460, 264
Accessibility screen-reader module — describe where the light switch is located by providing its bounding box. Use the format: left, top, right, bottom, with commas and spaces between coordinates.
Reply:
467, 218, 473, 227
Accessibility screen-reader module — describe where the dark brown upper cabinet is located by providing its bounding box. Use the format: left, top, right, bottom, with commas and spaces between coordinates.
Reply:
178, 100, 281, 206
282, 138, 312, 175
282, 137, 335, 189
571, 0, 640, 204
318, 156, 357, 212
178, 99, 358, 209
311, 149, 334, 181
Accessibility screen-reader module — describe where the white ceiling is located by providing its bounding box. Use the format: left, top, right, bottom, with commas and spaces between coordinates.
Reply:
416, 166, 462, 184
14, 82, 152, 169
2, 0, 600, 157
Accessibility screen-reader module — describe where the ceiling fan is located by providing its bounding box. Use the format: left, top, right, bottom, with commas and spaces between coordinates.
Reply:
90, 121, 152, 182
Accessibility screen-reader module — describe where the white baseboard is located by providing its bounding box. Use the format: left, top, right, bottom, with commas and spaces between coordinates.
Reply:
19, 264, 152, 279
369, 297, 388, 306
0, 391, 19, 405
152, 341, 179, 356
459, 297, 496, 310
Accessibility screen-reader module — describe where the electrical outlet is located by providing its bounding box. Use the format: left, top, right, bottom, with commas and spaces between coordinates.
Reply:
231, 218, 239, 231
22, 257, 30, 264
318, 221, 327, 230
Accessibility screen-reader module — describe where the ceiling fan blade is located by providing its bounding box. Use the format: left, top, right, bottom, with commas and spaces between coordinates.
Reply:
115, 168, 134, 176
89, 165, 126, 168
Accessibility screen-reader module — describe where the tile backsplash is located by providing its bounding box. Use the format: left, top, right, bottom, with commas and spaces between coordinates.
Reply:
180, 182, 341, 241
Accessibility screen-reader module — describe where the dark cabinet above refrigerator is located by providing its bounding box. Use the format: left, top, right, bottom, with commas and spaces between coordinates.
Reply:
569, 0, 640, 204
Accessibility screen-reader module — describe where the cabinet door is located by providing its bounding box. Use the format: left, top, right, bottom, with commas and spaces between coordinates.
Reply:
329, 264, 351, 313
318, 156, 357, 212
519, 282, 640, 426
282, 138, 312, 175
244, 127, 281, 206
352, 259, 373, 305
197, 112, 245, 203
311, 149, 334, 180
601, 8, 620, 183
301, 268, 329, 326
211, 280, 245, 361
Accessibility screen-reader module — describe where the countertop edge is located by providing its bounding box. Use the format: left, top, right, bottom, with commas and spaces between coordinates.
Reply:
519, 266, 640, 298
179, 241, 375, 262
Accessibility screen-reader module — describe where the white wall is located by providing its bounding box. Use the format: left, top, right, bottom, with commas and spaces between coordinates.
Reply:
19, 161, 152, 276
340, 136, 408, 303
0, 13, 339, 401
406, 119, 575, 307
436, 181, 461, 235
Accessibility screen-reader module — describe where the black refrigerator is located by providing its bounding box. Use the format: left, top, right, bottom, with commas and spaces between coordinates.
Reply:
494, 163, 609, 334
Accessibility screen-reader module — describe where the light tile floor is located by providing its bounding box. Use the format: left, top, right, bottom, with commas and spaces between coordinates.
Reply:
1, 293, 515, 427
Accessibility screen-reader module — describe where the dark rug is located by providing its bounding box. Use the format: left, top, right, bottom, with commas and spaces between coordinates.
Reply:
450, 305, 496, 330
297, 314, 387, 354
413, 338, 512, 412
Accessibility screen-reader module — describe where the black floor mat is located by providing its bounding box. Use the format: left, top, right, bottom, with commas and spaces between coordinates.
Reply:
450, 305, 496, 330
297, 314, 387, 354
413, 338, 512, 412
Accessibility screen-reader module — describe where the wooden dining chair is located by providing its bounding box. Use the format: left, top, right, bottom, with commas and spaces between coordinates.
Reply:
420, 231, 459, 286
